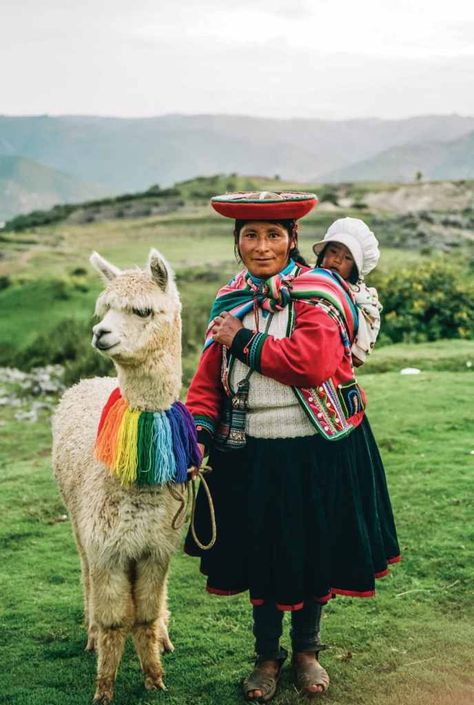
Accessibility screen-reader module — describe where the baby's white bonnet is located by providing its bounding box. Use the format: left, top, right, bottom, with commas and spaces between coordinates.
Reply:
313, 217, 380, 276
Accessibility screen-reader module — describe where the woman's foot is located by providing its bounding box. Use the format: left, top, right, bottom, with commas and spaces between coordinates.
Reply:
243, 650, 287, 702
292, 651, 329, 696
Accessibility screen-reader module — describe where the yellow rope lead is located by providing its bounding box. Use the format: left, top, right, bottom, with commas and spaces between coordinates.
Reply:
168, 464, 216, 551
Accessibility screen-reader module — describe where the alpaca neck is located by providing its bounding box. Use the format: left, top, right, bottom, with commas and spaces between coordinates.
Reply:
115, 325, 182, 411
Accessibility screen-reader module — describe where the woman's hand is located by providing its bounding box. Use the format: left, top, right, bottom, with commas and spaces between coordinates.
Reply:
212, 311, 243, 347
189, 442, 206, 480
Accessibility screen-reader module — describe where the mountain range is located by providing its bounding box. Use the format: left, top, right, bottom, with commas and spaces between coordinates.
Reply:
323, 130, 474, 183
0, 155, 104, 222
0, 113, 473, 220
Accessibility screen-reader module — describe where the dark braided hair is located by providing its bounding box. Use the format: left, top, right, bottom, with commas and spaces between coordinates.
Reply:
233, 219, 308, 267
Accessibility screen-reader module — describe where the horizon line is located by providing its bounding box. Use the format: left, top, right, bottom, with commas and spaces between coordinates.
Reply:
0, 110, 473, 123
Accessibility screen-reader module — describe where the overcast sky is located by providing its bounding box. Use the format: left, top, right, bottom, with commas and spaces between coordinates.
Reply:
1, 0, 473, 120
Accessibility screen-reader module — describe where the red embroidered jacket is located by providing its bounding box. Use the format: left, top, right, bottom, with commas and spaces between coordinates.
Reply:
186, 300, 366, 450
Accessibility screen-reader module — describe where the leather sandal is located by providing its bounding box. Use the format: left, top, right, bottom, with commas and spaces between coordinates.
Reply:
292, 654, 330, 697
242, 648, 288, 702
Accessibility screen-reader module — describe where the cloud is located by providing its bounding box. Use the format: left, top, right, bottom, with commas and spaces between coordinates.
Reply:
0, 0, 473, 118
129, 0, 474, 58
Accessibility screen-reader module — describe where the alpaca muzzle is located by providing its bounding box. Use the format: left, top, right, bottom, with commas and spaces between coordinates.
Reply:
92, 326, 118, 351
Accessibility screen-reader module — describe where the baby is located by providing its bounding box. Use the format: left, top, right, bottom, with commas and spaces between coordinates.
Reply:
312, 217, 381, 367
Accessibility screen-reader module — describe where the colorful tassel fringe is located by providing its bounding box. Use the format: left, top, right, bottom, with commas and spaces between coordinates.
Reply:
95, 388, 201, 487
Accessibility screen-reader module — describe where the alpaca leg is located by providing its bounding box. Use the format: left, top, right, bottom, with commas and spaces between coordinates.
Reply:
132, 559, 170, 690
81, 552, 98, 651
158, 578, 174, 654
90, 565, 134, 704
70, 518, 97, 650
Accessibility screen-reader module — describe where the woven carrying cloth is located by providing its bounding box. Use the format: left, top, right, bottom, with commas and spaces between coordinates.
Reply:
204, 262, 358, 353
95, 388, 201, 487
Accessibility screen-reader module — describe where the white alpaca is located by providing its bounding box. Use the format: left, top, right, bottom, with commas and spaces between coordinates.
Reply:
52, 249, 187, 704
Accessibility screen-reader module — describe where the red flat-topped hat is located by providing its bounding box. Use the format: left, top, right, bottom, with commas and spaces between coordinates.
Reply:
210, 191, 318, 220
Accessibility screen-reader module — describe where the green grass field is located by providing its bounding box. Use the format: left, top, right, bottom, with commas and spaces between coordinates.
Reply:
1, 364, 473, 705
1, 180, 473, 703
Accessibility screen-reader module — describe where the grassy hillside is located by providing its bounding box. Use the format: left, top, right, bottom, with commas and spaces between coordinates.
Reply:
1, 365, 473, 705
358, 339, 474, 374
1, 174, 473, 382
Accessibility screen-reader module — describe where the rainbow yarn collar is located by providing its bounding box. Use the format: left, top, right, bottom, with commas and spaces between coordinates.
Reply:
95, 388, 201, 487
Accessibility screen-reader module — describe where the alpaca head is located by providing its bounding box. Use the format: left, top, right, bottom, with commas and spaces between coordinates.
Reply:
90, 249, 181, 366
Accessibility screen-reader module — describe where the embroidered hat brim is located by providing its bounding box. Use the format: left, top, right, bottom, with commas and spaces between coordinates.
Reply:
211, 191, 318, 220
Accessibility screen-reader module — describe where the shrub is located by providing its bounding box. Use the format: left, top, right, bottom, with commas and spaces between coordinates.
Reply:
370, 261, 474, 344
15, 317, 113, 384
50, 279, 72, 300
63, 346, 114, 386
155, 187, 180, 198
16, 319, 96, 370
0, 342, 17, 367
319, 191, 339, 206
190, 188, 218, 199
181, 297, 210, 357
4, 205, 75, 231
0, 275, 11, 290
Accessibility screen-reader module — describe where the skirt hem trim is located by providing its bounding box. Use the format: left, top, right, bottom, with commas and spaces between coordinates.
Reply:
203, 554, 402, 610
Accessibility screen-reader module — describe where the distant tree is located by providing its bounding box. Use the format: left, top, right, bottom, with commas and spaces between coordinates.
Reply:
274, 174, 281, 181
415, 171, 423, 182
320, 191, 339, 206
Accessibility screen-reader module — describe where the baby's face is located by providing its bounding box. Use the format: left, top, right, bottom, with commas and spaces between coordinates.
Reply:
321, 242, 355, 280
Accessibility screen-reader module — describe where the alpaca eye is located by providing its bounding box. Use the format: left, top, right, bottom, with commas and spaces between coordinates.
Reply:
132, 307, 153, 318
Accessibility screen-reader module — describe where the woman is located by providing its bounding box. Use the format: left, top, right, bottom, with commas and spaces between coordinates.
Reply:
185, 191, 400, 701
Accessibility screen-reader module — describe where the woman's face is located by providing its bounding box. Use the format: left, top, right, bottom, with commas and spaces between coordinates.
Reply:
238, 221, 294, 278
320, 242, 355, 280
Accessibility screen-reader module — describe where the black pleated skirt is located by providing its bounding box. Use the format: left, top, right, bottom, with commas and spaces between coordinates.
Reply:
184, 416, 400, 611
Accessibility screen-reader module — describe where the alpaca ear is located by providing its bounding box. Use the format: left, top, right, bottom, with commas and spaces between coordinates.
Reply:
148, 249, 173, 292
89, 251, 121, 282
